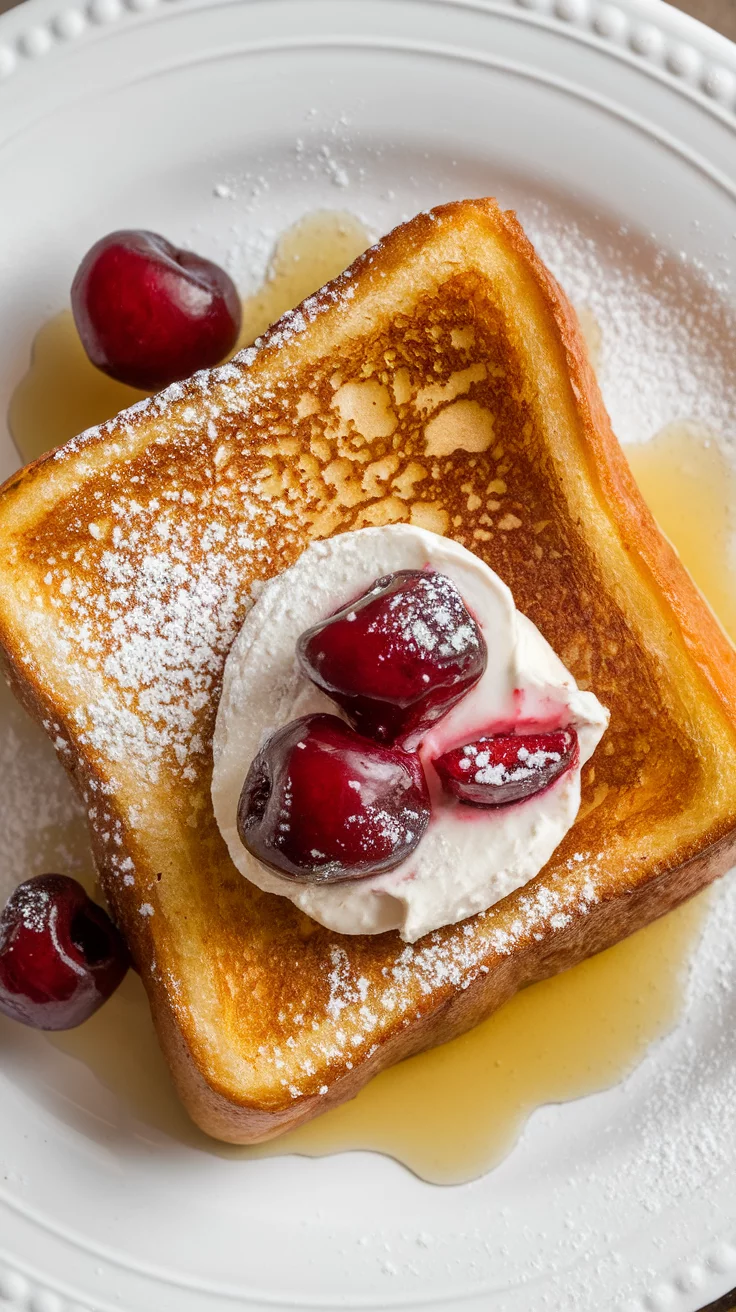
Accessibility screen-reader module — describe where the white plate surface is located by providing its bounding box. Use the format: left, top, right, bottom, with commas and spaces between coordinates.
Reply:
1, 1, 736, 1309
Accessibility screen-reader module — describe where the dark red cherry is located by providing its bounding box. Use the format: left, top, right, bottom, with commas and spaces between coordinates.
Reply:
238, 713, 430, 883
434, 729, 577, 807
71, 229, 242, 390
297, 570, 487, 745
0, 875, 129, 1030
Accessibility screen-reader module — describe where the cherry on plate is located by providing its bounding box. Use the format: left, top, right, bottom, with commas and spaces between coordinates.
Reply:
297, 569, 487, 745
71, 229, 242, 391
434, 729, 577, 807
238, 713, 431, 883
0, 874, 129, 1030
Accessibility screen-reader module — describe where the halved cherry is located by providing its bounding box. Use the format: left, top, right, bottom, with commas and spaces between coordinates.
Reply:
0, 874, 129, 1030
238, 713, 430, 883
434, 729, 577, 807
297, 570, 486, 745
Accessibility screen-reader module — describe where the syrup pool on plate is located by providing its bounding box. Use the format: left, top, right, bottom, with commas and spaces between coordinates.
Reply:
626, 421, 736, 642
9, 209, 371, 464
5, 212, 732, 1184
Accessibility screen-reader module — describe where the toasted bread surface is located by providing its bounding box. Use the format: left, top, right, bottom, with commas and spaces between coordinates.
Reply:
1, 199, 736, 1142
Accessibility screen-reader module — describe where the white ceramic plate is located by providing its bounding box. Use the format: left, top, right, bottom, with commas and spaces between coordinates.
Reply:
1, 1, 736, 1309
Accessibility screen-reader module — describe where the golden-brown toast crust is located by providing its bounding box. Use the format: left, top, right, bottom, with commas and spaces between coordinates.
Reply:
163, 831, 736, 1143
1, 199, 735, 1143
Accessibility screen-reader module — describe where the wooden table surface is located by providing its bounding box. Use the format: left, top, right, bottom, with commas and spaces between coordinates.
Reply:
0, 0, 734, 1305
704, 1292, 736, 1312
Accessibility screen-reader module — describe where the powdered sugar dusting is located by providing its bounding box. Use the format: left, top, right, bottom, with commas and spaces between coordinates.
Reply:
461, 740, 561, 786
73, 516, 261, 781
526, 205, 736, 452
372, 570, 480, 661
246, 850, 604, 1102
2, 878, 52, 934
0, 679, 92, 910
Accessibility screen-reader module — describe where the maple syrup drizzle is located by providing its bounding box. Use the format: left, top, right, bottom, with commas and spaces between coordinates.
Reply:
8, 218, 726, 1183
9, 210, 373, 465
626, 422, 736, 644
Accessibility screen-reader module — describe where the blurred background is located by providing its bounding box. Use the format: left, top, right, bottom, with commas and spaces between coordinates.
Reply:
668, 0, 734, 36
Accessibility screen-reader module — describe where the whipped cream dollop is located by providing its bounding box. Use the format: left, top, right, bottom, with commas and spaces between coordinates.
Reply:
212, 526, 609, 942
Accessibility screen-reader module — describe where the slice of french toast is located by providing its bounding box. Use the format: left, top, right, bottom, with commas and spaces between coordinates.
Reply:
0, 198, 735, 1144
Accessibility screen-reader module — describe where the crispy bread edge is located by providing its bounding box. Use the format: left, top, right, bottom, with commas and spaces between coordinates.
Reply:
499, 207, 736, 721
162, 827, 736, 1143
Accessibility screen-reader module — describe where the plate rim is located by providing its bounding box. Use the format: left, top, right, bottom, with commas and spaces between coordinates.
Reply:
0, 0, 734, 127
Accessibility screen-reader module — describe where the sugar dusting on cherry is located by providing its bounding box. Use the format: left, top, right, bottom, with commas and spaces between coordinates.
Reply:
0, 874, 129, 1031
297, 568, 487, 744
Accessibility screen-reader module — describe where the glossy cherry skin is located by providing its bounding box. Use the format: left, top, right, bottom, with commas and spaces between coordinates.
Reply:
71, 229, 242, 390
297, 570, 487, 745
434, 729, 577, 807
0, 875, 129, 1030
238, 714, 431, 883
